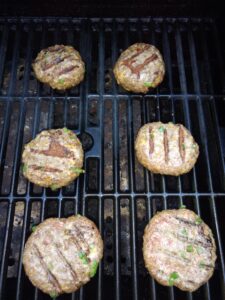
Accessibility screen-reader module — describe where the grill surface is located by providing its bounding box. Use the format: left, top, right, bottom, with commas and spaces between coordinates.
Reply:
0, 17, 225, 300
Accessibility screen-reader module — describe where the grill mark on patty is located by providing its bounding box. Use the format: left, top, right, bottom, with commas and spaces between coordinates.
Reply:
174, 217, 198, 227
54, 244, 78, 282
199, 226, 214, 249
176, 233, 212, 249
65, 227, 88, 255
42, 55, 73, 71
123, 51, 158, 78
160, 250, 191, 263
48, 45, 65, 52
155, 224, 213, 251
132, 54, 158, 78
173, 217, 213, 248
33, 244, 62, 293
185, 280, 196, 286
122, 44, 150, 67
179, 125, 185, 162
163, 129, 169, 163
58, 65, 79, 76
154, 227, 209, 252
68, 234, 83, 252
72, 225, 90, 254
31, 140, 74, 159
30, 165, 63, 173
149, 127, 154, 154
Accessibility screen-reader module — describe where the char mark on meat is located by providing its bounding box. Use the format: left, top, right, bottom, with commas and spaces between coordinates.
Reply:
58, 65, 79, 76
149, 127, 154, 155
48, 45, 65, 52
30, 165, 63, 173
31, 140, 74, 159
33, 244, 62, 293
54, 244, 78, 282
42, 55, 73, 71
179, 125, 185, 162
123, 52, 158, 78
164, 129, 169, 163
174, 217, 198, 227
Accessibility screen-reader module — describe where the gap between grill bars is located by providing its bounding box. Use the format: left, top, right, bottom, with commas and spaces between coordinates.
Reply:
0, 17, 225, 300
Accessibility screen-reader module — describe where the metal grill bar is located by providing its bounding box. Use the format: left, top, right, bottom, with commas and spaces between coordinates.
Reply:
0, 17, 225, 300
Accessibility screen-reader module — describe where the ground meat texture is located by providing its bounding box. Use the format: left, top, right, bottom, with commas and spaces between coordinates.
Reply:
33, 45, 85, 90
113, 43, 165, 93
143, 209, 216, 292
23, 215, 103, 296
22, 128, 84, 189
135, 122, 199, 176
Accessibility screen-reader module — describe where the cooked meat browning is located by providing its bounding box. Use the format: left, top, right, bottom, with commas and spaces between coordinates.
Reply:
22, 128, 84, 189
33, 45, 85, 90
113, 43, 165, 93
135, 122, 199, 176
23, 215, 103, 296
143, 209, 216, 292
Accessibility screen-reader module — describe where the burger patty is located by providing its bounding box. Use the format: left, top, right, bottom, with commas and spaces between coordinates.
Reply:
135, 122, 199, 176
113, 43, 165, 93
33, 45, 85, 90
23, 215, 103, 297
22, 128, 84, 189
143, 209, 216, 292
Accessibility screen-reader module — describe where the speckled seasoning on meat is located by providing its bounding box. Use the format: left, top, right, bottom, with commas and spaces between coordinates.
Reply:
143, 209, 216, 292
135, 122, 199, 176
23, 215, 103, 297
22, 128, 84, 189
33, 45, 85, 90
113, 43, 165, 93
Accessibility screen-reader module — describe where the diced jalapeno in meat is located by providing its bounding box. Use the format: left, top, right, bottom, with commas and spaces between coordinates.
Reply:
181, 228, 188, 237
186, 245, 194, 252
90, 260, 99, 277
78, 252, 88, 265
50, 184, 58, 191
58, 78, 65, 84
70, 167, 85, 174
180, 251, 187, 259
179, 204, 186, 209
144, 82, 153, 87
199, 261, 206, 268
49, 291, 58, 299
158, 126, 165, 132
168, 272, 179, 286
195, 216, 203, 225
31, 225, 37, 232
22, 164, 27, 173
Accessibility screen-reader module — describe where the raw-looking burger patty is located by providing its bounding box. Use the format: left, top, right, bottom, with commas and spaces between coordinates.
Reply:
135, 122, 199, 176
113, 43, 165, 93
22, 128, 84, 189
33, 45, 85, 90
143, 209, 216, 292
23, 215, 103, 296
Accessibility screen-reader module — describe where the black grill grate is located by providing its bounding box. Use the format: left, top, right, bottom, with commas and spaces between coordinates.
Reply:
0, 17, 225, 300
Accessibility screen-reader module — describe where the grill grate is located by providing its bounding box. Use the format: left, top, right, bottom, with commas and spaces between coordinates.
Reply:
0, 17, 225, 300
